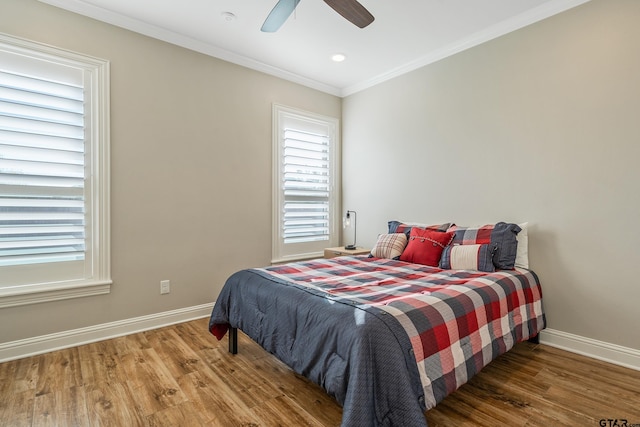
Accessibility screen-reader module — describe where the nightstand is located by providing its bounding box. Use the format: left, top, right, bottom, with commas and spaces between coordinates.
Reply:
324, 246, 371, 259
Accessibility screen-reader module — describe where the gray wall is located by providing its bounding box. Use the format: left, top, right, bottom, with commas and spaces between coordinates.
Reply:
0, 0, 341, 342
342, 0, 640, 350
2, 0, 638, 355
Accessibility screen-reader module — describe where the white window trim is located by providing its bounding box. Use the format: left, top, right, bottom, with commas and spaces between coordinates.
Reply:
271, 104, 340, 264
0, 33, 111, 308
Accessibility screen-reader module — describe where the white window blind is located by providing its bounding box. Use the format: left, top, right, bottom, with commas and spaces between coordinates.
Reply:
273, 105, 339, 263
0, 70, 86, 267
282, 128, 330, 244
0, 34, 111, 308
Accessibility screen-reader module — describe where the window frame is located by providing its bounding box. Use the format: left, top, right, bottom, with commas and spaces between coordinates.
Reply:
271, 104, 340, 264
0, 33, 111, 308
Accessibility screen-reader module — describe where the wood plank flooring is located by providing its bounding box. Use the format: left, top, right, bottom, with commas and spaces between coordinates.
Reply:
1, 317, 639, 426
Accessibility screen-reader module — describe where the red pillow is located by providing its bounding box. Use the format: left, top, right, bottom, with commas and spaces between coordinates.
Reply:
400, 227, 454, 267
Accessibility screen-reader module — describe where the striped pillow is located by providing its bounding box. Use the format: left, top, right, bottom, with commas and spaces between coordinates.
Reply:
370, 233, 408, 259
439, 244, 496, 272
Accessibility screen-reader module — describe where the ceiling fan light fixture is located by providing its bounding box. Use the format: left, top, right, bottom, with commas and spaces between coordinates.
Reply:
331, 53, 346, 62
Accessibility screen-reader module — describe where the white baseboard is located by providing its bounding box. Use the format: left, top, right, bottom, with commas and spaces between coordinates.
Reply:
2, 308, 639, 373
0, 302, 214, 363
539, 328, 640, 371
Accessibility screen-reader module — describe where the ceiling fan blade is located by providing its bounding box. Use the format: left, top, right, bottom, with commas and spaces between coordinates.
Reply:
261, 0, 301, 32
323, 0, 374, 28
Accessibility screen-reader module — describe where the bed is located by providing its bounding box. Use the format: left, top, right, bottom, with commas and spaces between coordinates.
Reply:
209, 251, 545, 426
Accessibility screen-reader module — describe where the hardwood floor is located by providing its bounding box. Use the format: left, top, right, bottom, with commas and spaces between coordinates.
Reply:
1, 318, 639, 426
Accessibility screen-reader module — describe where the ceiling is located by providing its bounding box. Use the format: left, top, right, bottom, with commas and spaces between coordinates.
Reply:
39, 0, 590, 97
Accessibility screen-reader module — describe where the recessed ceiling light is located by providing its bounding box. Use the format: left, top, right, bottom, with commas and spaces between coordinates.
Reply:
331, 53, 346, 62
221, 12, 236, 22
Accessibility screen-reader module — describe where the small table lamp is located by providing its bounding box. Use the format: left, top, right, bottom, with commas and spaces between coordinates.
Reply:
344, 210, 357, 250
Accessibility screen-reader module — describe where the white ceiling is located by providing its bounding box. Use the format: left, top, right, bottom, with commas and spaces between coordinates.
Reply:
39, 0, 590, 97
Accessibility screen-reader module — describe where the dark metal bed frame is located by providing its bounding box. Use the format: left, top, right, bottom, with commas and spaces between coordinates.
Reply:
226, 325, 538, 355
229, 326, 238, 354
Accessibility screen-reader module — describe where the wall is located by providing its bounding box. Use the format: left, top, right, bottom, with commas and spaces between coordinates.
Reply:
0, 0, 341, 343
342, 0, 640, 351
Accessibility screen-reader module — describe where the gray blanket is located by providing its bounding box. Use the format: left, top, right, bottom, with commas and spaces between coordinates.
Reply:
209, 269, 428, 427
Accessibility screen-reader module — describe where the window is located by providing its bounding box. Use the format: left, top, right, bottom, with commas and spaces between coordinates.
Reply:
272, 104, 339, 263
0, 34, 110, 307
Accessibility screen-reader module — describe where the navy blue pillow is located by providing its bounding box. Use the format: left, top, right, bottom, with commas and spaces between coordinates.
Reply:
491, 222, 521, 270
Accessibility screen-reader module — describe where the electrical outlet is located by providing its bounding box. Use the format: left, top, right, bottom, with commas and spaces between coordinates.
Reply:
160, 280, 170, 294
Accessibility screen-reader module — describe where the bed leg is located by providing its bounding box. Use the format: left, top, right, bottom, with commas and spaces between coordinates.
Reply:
229, 327, 238, 354
528, 334, 540, 344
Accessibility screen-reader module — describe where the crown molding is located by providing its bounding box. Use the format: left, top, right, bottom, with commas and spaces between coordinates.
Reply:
340, 0, 593, 96
39, 0, 591, 98
37, 0, 342, 96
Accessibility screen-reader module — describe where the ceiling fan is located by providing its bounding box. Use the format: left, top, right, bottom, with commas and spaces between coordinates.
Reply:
261, 0, 375, 32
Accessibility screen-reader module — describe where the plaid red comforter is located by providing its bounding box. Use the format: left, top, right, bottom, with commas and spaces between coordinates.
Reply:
256, 256, 545, 409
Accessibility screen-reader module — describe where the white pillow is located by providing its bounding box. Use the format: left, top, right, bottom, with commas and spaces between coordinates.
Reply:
515, 222, 529, 269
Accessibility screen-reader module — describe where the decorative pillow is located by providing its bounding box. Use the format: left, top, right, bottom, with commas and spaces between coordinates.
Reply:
370, 233, 408, 259
515, 222, 529, 269
399, 227, 454, 267
439, 244, 496, 272
388, 220, 452, 238
447, 222, 521, 270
